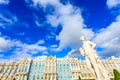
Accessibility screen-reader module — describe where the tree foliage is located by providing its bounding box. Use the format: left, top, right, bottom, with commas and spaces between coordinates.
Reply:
78, 76, 82, 80
113, 69, 120, 80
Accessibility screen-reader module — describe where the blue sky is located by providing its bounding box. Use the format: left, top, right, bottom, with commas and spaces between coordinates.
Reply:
0, 0, 120, 60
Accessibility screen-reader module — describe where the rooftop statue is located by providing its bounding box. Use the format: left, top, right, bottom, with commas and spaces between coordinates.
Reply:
80, 36, 110, 80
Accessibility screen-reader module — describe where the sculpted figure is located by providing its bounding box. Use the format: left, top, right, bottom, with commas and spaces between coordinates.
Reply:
80, 36, 110, 80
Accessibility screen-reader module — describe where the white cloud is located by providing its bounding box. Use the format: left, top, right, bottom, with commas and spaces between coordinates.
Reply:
116, 15, 120, 21
0, 37, 13, 52
50, 44, 58, 48
65, 49, 81, 58
23, 44, 47, 54
93, 15, 120, 56
35, 20, 41, 27
107, 0, 120, 8
0, 0, 9, 4
31, 0, 94, 58
0, 35, 48, 60
0, 14, 17, 28
46, 2, 94, 50
30, 0, 120, 58
13, 40, 47, 55
33, 14, 44, 27
0, 14, 12, 24
35, 55, 47, 59
47, 15, 59, 27
9, 52, 32, 61
37, 40, 45, 44
32, 0, 60, 7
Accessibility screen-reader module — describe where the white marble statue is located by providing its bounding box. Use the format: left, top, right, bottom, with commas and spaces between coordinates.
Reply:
79, 36, 110, 80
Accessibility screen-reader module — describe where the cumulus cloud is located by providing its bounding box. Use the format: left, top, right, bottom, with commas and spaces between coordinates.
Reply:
17, 42, 47, 54
8, 52, 32, 61
47, 3, 94, 52
47, 15, 59, 27
0, 35, 48, 60
32, 0, 59, 7
0, 0, 9, 4
0, 37, 13, 52
30, 0, 120, 58
30, 0, 94, 58
93, 15, 120, 56
13, 40, 47, 55
107, 0, 120, 8
65, 49, 81, 58
32, 0, 94, 48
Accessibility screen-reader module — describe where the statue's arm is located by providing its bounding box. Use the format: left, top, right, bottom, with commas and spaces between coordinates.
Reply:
80, 48, 85, 56
88, 41, 96, 49
88, 41, 99, 58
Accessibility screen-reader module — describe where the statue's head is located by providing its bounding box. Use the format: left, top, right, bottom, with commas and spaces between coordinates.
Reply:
80, 36, 86, 42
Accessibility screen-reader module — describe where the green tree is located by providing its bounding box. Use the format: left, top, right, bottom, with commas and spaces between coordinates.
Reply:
113, 69, 120, 80
78, 76, 82, 80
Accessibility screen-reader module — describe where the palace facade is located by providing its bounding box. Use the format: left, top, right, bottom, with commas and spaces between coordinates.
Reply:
0, 56, 120, 80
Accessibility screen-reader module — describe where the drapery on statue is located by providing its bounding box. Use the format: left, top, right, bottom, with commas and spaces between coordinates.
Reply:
79, 36, 110, 80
